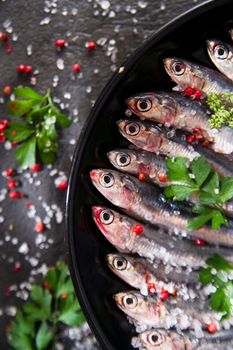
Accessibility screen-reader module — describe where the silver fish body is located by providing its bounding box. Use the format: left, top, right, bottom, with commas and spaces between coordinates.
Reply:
117, 119, 199, 160
90, 169, 233, 247
207, 39, 233, 82
126, 92, 233, 154
164, 57, 233, 94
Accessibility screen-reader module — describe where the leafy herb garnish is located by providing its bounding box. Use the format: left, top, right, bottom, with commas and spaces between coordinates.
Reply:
7, 262, 85, 350
164, 156, 233, 230
199, 254, 233, 320
207, 92, 233, 128
4, 87, 71, 168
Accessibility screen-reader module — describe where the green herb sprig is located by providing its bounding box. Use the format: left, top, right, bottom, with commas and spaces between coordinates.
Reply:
164, 156, 233, 230
4, 87, 71, 168
7, 262, 85, 350
199, 254, 233, 320
207, 92, 233, 128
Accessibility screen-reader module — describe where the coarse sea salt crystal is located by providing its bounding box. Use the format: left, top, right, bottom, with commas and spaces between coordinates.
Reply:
18, 242, 29, 255
57, 58, 64, 70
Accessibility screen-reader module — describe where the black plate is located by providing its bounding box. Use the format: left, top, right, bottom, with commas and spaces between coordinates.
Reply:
66, 1, 233, 349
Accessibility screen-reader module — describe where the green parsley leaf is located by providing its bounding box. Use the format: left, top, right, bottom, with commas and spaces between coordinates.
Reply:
191, 156, 212, 186
14, 87, 43, 101
199, 267, 213, 285
166, 157, 195, 186
4, 121, 35, 142
59, 294, 85, 326
35, 322, 53, 350
24, 286, 52, 321
164, 185, 197, 201
202, 172, 219, 194
8, 100, 38, 117
206, 254, 233, 271
219, 177, 233, 203
15, 136, 36, 169
52, 106, 71, 128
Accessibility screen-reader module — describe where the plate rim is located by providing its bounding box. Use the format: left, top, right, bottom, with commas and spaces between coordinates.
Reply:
65, 0, 232, 349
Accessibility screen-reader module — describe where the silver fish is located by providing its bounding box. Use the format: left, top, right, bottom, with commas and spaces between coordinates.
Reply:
133, 329, 233, 350
108, 149, 172, 187
90, 169, 233, 247
126, 92, 233, 154
164, 57, 233, 94
114, 291, 223, 331
207, 39, 233, 82
117, 119, 199, 160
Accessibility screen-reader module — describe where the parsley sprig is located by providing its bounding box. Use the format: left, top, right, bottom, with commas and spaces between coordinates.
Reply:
207, 92, 233, 128
4, 87, 71, 168
7, 262, 85, 350
164, 156, 233, 230
199, 254, 233, 320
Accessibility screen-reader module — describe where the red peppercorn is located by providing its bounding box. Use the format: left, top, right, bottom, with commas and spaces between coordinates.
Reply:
44, 281, 50, 290
133, 224, 144, 235
4, 287, 11, 297
187, 134, 196, 143
195, 238, 206, 246
3, 86, 11, 96
58, 181, 67, 190
24, 65, 32, 74
9, 191, 21, 199
35, 222, 45, 233
5, 168, 14, 177
184, 87, 194, 97
61, 291, 68, 299
6, 43, 13, 54
17, 64, 25, 73
0, 122, 7, 132
203, 140, 210, 148
7, 179, 17, 188
207, 322, 217, 334
14, 262, 22, 272
158, 174, 168, 183
31, 163, 41, 172
147, 283, 156, 294
72, 63, 81, 72
0, 132, 5, 142
86, 41, 96, 51
26, 202, 32, 208
160, 289, 169, 301
194, 90, 202, 100
0, 33, 8, 42
138, 173, 146, 181
55, 39, 66, 48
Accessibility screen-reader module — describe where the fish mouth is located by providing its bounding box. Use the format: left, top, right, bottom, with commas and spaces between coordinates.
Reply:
113, 292, 124, 307
206, 39, 215, 53
106, 253, 115, 267
117, 119, 127, 134
92, 206, 105, 220
107, 150, 116, 165
125, 97, 136, 111
163, 57, 174, 72
89, 169, 101, 182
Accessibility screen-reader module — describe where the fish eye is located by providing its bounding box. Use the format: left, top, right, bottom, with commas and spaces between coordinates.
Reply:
125, 122, 140, 136
122, 294, 138, 309
100, 210, 114, 225
171, 61, 186, 75
214, 44, 229, 60
113, 256, 127, 270
136, 99, 152, 112
116, 153, 131, 167
100, 173, 115, 187
147, 331, 165, 346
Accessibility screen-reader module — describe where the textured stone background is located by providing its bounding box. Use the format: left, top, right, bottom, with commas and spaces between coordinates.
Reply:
0, 0, 207, 348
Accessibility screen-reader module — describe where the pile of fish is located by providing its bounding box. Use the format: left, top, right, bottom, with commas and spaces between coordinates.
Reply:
90, 31, 233, 349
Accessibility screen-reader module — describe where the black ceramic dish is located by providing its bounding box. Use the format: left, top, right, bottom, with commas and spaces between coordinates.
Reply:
66, 1, 233, 349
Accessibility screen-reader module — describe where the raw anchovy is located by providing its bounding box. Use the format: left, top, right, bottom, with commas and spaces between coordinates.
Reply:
132, 329, 233, 350
114, 291, 225, 331
163, 57, 233, 94
94, 207, 233, 269
90, 169, 233, 247
117, 119, 198, 160
207, 39, 233, 81
126, 91, 233, 154
108, 149, 172, 187
106, 253, 200, 297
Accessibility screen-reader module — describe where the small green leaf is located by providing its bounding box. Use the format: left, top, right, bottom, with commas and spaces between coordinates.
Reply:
4, 121, 35, 142
211, 287, 225, 311
52, 107, 71, 128
191, 156, 212, 186
206, 254, 233, 271
202, 172, 219, 194
14, 87, 43, 101
199, 267, 213, 285
27, 105, 50, 124
198, 192, 218, 205
166, 157, 195, 186
35, 322, 53, 350
15, 136, 36, 169
219, 177, 233, 203
8, 100, 37, 117
37, 136, 57, 164
164, 185, 197, 201
211, 211, 227, 230
44, 268, 58, 292
187, 213, 212, 230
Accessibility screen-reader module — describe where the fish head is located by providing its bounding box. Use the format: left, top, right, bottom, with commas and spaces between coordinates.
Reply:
164, 57, 205, 91
106, 253, 144, 286
92, 207, 134, 252
138, 330, 189, 350
90, 169, 139, 208
126, 92, 176, 125
207, 39, 232, 71
117, 119, 163, 152
107, 149, 138, 173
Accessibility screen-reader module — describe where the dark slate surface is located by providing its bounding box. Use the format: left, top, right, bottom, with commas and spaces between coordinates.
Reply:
0, 0, 207, 349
